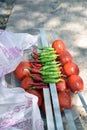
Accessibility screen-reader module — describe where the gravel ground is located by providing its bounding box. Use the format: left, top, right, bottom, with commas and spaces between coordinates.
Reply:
0, 0, 15, 29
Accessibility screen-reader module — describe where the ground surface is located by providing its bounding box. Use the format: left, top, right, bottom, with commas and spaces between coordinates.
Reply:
0, 0, 15, 29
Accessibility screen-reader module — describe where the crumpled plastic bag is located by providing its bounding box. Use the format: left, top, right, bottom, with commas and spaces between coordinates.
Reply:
0, 79, 44, 130
0, 29, 39, 77
0, 29, 44, 130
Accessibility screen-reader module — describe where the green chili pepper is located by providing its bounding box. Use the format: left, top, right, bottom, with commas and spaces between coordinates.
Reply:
40, 71, 59, 76
42, 71, 61, 78
39, 54, 58, 60
40, 69, 57, 72
40, 64, 58, 71
43, 78, 63, 83
39, 50, 56, 57
41, 69, 58, 73
42, 62, 61, 67
42, 61, 60, 66
42, 74, 61, 79
39, 56, 57, 63
38, 47, 54, 51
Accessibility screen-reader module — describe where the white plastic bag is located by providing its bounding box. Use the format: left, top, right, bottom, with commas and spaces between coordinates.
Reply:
0, 79, 44, 130
0, 29, 39, 77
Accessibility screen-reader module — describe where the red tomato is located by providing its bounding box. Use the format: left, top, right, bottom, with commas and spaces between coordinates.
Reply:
52, 40, 66, 54
56, 79, 67, 92
65, 78, 71, 92
67, 75, 84, 93
14, 62, 31, 80
59, 50, 72, 66
26, 89, 42, 107
58, 91, 72, 111
63, 62, 79, 77
21, 77, 34, 90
